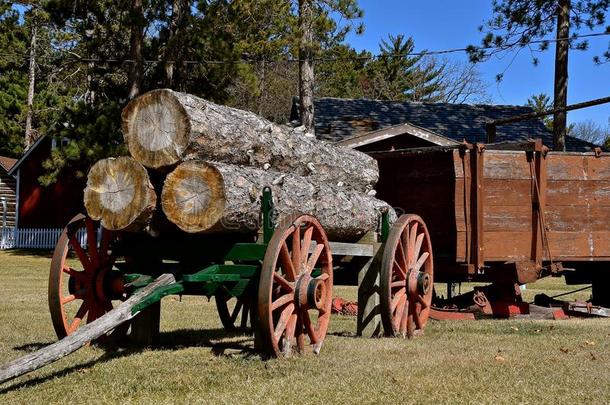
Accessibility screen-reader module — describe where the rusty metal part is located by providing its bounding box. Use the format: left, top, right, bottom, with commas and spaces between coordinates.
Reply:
256, 214, 333, 358
564, 302, 608, 317
380, 214, 434, 338
473, 290, 488, 308
429, 307, 476, 321
49, 214, 127, 340
515, 261, 542, 284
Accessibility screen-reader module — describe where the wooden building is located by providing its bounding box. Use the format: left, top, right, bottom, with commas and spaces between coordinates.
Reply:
8, 136, 85, 229
0, 156, 17, 228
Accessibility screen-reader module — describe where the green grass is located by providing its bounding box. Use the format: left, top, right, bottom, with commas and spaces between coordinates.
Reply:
1, 250, 610, 404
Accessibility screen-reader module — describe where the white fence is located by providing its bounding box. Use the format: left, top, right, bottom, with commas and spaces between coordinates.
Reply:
0, 227, 88, 249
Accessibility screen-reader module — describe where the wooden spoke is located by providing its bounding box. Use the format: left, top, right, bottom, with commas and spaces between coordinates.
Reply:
391, 288, 406, 312
393, 294, 406, 331
416, 293, 428, 309
301, 226, 313, 257
273, 272, 294, 292
301, 310, 318, 344
240, 301, 249, 330
99, 229, 113, 262
85, 218, 99, 266
271, 293, 294, 311
413, 252, 430, 272
273, 303, 295, 342
399, 298, 409, 334
216, 293, 254, 333
412, 302, 423, 330
284, 314, 298, 347
69, 235, 92, 272
316, 273, 330, 281
401, 227, 411, 266
306, 244, 324, 274
280, 242, 297, 281
61, 294, 78, 304
68, 302, 89, 334
413, 233, 424, 262
291, 225, 302, 272
393, 259, 406, 280
230, 300, 243, 323
391, 280, 405, 288
396, 236, 408, 273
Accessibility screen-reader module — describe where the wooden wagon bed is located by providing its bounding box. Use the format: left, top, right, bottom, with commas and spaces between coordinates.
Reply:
370, 141, 610, 285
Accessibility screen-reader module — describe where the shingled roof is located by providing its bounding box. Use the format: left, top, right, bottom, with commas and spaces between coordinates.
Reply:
291, 97, 597, 152
0, 156, 17, 172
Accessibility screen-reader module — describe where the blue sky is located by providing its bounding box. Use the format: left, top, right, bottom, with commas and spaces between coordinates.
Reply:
345, 0, 610, 127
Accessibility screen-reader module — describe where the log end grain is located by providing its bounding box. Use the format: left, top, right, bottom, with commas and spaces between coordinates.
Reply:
122, 89, 190, 168
84, 157, 157, 231
161, 161, 226, 233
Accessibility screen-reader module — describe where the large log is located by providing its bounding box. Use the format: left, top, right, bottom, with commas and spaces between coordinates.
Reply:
84, 156, 157, 231
121, 89, 379, 191
161, 161, 391, 242
0, 274, 176, 385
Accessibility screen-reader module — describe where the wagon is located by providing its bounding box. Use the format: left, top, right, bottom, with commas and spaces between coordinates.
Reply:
371, 140, 610, 314
44, 187, 434, 362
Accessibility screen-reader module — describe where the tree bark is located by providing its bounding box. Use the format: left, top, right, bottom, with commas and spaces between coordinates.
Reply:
164, 0, 190, 88
298, 0, 315, 133
122, 89, 378, 191
161, 160, 391, 242
553, 0, 569, 151
0, 274, 176, 385
84, 156, 157, 231
128, 0, 145, 100
24, 23, 36, 149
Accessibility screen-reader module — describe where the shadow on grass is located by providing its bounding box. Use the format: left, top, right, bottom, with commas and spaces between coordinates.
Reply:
1, 249, 54, 259
0, 327, 256, 394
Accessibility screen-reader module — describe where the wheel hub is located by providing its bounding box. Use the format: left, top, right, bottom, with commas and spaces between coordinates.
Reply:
295, 273, 328, 311
407, 269, 431, 296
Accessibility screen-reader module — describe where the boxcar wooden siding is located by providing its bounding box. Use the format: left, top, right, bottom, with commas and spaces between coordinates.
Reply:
374, 147, 610, 266
453, 150, 610, 262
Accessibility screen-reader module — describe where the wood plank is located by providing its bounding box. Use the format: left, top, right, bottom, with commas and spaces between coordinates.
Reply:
329, 242, 374, 257
456, 230, 610, 261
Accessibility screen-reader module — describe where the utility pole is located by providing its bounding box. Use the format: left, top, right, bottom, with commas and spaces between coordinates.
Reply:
553, 0, 570, 151
128, 0, 144, 100
24, 23, 37, 149
298, 0, 315, 133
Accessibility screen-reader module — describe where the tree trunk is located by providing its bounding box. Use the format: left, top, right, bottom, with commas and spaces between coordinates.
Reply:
0, 274, 176, 385
121, 89, 378, 191
298, 0, 315, 133
128, 0, 144, 100
553, 0, 569, 151
84, 156, 157, 231
164, 0, 190, 88
24, 24, 36, 149
161, 160, 391, 242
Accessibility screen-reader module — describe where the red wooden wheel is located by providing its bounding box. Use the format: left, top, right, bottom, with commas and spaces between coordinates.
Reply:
216, 291, 255, 333
257, 214, 333, 358
380, 214, 434, 338
49, 214, 126, 339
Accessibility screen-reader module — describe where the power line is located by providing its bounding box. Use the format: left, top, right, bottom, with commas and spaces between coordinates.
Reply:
0, 31, 609, 66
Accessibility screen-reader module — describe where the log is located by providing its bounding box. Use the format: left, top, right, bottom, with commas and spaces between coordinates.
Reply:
121, 89, 379, 191
84, 156, 157, 231
161, 161, 391, 242
0, 274, 176, 385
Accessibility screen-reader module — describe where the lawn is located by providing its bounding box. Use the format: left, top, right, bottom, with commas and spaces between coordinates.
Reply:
1, 249, 610, 404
